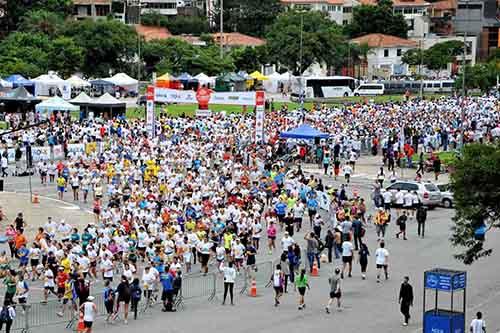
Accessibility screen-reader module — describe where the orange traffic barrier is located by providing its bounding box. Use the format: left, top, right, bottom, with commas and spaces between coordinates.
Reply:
311, 260, 319, 277
77, 312, 85, 332
249, 279, 257, 297
32, 192, 39, 204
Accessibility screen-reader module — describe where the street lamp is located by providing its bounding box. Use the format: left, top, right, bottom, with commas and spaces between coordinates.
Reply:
460, 0, 468, 148
299, 11, 304, 114
220, 0, 224, 59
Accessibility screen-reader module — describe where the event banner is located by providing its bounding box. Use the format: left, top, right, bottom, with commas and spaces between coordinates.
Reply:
154, 88, 258, 106
255, 91, 265, 144
7, 145, 63, 164
146, 86, 155, 138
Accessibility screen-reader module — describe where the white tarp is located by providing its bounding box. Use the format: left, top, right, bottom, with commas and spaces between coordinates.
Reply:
105, 73, 139, 92
35, 96, 80, 114
194, 73, 215, 86
66, 75, 90, 88
32, 72, 68, 97
154, 88, 257, 106
263, 72, 283, 93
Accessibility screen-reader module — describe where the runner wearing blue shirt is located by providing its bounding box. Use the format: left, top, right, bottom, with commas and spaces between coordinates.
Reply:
160, 266, 175, 312
275, 200, 287, 227
307, 196, 319, 227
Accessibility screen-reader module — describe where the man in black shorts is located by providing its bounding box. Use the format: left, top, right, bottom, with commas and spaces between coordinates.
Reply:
326, 268, 342, 313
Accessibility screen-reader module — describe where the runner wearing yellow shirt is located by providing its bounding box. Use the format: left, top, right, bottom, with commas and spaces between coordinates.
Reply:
57, 176, 66, 200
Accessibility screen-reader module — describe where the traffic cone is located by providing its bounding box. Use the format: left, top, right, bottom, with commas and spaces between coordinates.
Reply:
32, 192, 39, 204
249, 279, 257, 297
311, 260, 319, 277
77, 312, 85, 332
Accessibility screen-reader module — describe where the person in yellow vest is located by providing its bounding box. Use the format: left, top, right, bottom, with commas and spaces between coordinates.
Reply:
374, 208, 389, 240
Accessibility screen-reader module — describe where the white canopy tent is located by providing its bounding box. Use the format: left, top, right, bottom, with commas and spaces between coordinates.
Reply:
194, 73, 215, 87
263, 72, 283, 93
66, 75, 90, 88
70, 92, 93, 104
105, 73, 139, 93
32, 72, 68, 97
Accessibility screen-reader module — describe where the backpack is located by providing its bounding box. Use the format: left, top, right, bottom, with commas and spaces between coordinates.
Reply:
0, 307, 9, 322
131, 285, 141, 301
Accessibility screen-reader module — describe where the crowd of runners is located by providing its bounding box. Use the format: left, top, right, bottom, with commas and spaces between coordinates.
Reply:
0, 94, 497, 332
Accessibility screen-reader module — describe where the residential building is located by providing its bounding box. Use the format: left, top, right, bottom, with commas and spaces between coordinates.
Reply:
428, 0, 456, 35
281, 0, 360, 25
140, 0, 180, 16
351, 33, 418, 78
454, 0, 500, 58
73, 0, 112, 20
359, 0, 431, 37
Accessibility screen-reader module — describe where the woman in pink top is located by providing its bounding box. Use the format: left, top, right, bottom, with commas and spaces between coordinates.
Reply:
267, 221, 277, 255
5, 225, 17, 259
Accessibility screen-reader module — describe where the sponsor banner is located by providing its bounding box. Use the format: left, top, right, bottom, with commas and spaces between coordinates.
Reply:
255, 106, 265, 144
146, 86, 155, 138
67, 143, 85, 157
61, 82, 72, 100
53, 145, 64, 160
154, 88, 258, 106
195, 109, 212, 117
31, 146, 50, 162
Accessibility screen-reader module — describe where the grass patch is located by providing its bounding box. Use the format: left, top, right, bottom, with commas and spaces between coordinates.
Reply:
412, 150, 457, 166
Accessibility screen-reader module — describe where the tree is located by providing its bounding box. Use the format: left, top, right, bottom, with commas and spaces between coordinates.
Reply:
401, 49, 424, 67
230, 47, 264, 73
424, 40, 463, 74
266, 10, 347, 75
49, 37, 85, 77
455, 63, 499, 93
1, 0, 72, 32
213, 0, 283, 37
19, 10, 64, 36
141, 13, 209, 35
450, 144, 500, 264
64, 18, 138, 77
345, 0, 409, 38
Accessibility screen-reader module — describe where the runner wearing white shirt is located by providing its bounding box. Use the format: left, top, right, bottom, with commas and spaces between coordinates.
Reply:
231, 239, 246, 272
394, 189, 405, 217
470, 312, 486, 333
375, 241, 389, 282
281, 232, 295, 250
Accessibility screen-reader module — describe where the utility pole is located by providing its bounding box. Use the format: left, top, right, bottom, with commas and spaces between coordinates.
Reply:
219, 0, 224, 59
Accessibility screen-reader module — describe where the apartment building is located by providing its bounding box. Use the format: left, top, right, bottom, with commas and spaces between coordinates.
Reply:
281, 0, 359, 25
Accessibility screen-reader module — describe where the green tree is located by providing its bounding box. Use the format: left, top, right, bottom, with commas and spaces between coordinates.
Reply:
455, 63, 499, 93
214, 0, 283, 37
266, 10, 347, 75
49, 37, 85, 77
64, 18, 138, 77
230, 47, 262, 73
424, 40, 463, 74
345, 0, 409, 38
402, 49, 424, 67
19, 10, 64, 36
2, 0, 72, 32
0, 32, 52, 77
142, 38, 195, 75
141, 13, 209, 35
450, 144, 500, 264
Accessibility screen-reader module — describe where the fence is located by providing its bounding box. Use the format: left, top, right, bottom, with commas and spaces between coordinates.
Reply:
8, 263, 269, 332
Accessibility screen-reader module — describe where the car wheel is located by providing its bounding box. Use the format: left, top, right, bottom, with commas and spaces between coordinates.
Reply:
354, 93, 360, 97
442, 199, 452, 208
344, 92, 349, 97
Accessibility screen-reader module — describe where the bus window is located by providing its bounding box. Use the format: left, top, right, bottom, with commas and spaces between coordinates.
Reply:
433, 83, 440, 88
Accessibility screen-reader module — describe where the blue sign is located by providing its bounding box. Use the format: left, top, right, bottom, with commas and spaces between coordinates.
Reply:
425, 272, 466, 291
424, 311, 465, 333
452, 273, 466, 291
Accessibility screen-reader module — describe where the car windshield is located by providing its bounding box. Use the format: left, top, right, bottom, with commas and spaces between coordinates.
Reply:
424, 183, 439, 192
437, 184, 449, 192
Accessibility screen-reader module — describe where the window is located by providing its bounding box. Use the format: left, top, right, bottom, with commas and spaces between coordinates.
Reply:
328, 5, 335, 11
458, 3, 482, 9
406, 19, 414, 30
343, 6, 352, 13
95, 5, 110, 16
402, 183, 419, 191
384, 49, 389, 57
388, 183, 404, 191
403, 7, 413, 14
397, 49, 402, 56
342, 19, 349, 25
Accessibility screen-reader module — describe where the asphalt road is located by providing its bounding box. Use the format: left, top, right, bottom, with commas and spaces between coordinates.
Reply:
1, 159, 499, 333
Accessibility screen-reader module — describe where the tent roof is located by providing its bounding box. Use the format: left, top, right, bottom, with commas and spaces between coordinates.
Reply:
194, 73, 210, 80
106, 73, 138, 86
70, 92, 93, 104
249, 71, 268, 81
89, 79, 115, 86
280, 124, 329, 140
66, 75, 90, 88
4, 74, 34, 86
90, 93, 126, 107
32, 73, 65, 84
157, 73, 176, 81
177, 72, 197, 82
267, 72, 282, 79
35, 96, 80, 113
0, 86, 39, 101
0, 78, 13, 89
218, 72, 246, 82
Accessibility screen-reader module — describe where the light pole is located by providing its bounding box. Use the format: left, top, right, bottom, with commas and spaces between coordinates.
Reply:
137, 2, 142, 81
219, 0, 224, 59
419, 38, 424, 99
460, 0, 468, 147
299, 12, 304, 113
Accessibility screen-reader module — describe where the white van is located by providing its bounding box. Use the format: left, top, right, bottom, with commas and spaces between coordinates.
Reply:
353, 83, 385, 96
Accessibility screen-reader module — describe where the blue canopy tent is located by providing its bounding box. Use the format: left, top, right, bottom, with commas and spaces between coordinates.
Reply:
177, 73, 198, 90
5, 75, 35, 94
280, 124, 330, 140
89, 79, 115, 96
35, 96, 79, 119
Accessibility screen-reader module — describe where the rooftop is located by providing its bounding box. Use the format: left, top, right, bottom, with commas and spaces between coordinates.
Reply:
73, 0, 111, 4
429, 0, 457, 10
211, 33, 266, 47
281, 0, 345, 4
359, 0, 430, 6
135, 25, 172, 42
350, 33, 418, 48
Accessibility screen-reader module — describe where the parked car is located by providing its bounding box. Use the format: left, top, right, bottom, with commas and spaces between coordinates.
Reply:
384, 180, 442, 207
353, 83, 385, 96
437, 184, 454, 208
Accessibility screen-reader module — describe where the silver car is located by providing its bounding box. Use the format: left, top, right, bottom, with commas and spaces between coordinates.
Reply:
437, 184, 454, 208
384, 180, 442, 207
